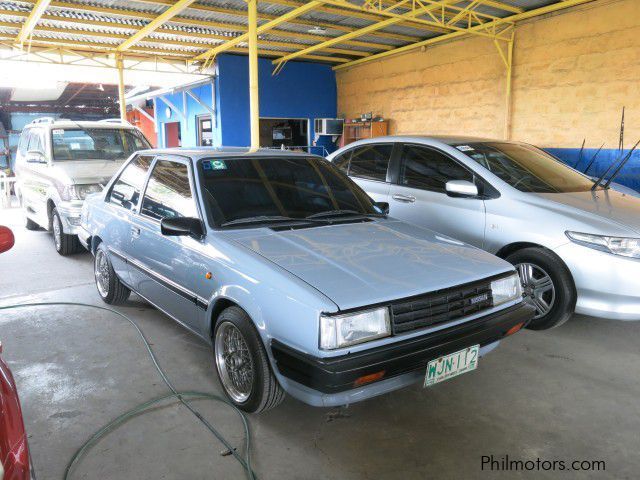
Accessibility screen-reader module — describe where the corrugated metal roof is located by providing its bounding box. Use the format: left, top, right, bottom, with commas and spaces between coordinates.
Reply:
0, 0, 581, 65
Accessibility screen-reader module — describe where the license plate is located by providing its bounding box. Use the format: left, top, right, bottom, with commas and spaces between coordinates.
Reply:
424, 344, 479, 387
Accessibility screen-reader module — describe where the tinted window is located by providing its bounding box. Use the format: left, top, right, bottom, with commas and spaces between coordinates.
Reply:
108, 155, 153, 210
18, 131, 30, 155
348, 145, 392, 181
51, 128, 150, 161
27, 130, 43, 153
141, 160, 198, 221
400, 145, 473, 192
332, 151, 351, 173
198, 156, 377, 225
456, 142, 597, 193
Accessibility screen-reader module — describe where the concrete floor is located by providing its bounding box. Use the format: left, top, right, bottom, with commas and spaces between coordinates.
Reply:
1, 207, 639, 480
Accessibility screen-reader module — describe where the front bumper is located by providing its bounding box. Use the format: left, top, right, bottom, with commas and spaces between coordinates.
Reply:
271, 302, 534, 403
56, 203, 84, 235
555, 242, 640, 320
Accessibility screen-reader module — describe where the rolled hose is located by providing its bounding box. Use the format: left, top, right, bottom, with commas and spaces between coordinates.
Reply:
0, 302, 256, 480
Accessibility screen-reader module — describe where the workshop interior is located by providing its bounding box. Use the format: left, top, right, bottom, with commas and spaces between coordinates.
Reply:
1, 1, 639, 479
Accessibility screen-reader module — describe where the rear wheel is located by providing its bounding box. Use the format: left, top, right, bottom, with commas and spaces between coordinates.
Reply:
94, 244, 130, 305
52, 208, 81, 255
213, 307, 285, 413
505, 247, 575, 330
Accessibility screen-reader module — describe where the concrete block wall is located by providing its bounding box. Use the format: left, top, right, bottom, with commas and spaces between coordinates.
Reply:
337, 0, 640, 151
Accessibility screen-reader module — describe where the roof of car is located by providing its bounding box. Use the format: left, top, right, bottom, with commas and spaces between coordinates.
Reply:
372, 134, 508, 145
26, 120, 135, 129
137, 147, 321, 159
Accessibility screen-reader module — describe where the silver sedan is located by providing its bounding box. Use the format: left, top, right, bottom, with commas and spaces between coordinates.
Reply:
328, 135, 640, 330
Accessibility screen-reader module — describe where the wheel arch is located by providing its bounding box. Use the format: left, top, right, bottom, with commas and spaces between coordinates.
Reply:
209, 297, 241, 341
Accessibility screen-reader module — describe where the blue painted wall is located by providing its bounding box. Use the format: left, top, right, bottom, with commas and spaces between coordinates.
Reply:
216, 54, 337, 152
546, 147, 640, 192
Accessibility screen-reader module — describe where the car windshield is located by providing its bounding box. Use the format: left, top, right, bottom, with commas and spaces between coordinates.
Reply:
198, 156, 379, 226
455, 142, 597, 193
51, 128, 150, 161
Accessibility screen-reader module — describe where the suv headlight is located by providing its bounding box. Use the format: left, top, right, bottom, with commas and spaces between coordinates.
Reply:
62, 184, 103, 201
566, 231, 640, 259
320, 307, 391, 350
491, 273, 522, 307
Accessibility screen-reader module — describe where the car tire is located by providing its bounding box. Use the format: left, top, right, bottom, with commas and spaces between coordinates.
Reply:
94, 244, 131, 305
213, 306, 285, 413
505, 247, 576, 330
25, 216, 39, 231
52, 208, 81, 255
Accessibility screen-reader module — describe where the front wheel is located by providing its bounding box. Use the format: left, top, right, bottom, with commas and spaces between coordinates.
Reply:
213, 307, 285, 413
505, 247, 576, 330
52, 208, 81, 255
94, 244, 130, 305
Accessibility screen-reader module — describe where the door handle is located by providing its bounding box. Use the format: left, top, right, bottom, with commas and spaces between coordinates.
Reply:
131, 226, 141, 238
392, 194, 416, 203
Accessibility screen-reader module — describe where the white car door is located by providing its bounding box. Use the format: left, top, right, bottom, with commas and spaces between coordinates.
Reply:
388, 143, 486, 248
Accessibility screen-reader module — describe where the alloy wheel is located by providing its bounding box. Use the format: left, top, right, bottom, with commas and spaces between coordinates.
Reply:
516, 262, 555, 319
215, 322, 254, 403
95, 250, 110, 298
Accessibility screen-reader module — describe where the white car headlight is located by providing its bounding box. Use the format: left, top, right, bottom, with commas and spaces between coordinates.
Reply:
491, 273, 522, 307
566, 231, 640, 259
71, 184, 103, 200
320, 307, 391, 350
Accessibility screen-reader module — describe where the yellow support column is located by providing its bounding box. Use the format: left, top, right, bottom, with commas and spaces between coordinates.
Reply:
248, 0, 259, 150
116, 54, 127, 122
504, 37, 514, 140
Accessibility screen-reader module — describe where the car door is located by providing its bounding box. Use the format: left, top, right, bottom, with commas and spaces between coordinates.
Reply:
21, 129, 49, 223
129, 156, 206, 335
336, 143, 395, 204
102, 154, 155, 285
388, 143, 486, 248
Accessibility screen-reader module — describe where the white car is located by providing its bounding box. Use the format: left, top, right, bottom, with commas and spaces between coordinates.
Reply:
14, 118, 150, 255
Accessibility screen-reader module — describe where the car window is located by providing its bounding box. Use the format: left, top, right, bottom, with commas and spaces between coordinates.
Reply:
400, 144, 474, 192
198, 156, 377, 226
18, 131, 30, 156
108, 155, 154, 210
347, 144, 392, 182
27, 130, 43, 153
140, 160, 199, 221
51, 128, 150, 161
332, 151, 351, 174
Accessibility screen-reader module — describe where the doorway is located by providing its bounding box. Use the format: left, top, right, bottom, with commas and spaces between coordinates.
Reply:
259, 118, 308, 150
164, 122, 181, 148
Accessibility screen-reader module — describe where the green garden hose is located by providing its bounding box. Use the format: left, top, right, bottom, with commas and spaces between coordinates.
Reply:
0, 302, 256, 480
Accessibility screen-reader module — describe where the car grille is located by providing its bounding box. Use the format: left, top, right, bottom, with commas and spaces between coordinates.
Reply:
390, 278, 496, 334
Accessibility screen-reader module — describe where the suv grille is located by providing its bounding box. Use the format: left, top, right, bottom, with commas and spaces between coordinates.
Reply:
390, 278, 495, 334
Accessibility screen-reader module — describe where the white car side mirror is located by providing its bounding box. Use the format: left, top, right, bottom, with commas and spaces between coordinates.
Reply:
445, 180, 478, 198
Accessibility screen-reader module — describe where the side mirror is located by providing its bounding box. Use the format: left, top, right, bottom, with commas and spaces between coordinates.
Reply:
26, 151, 46, 164
0, 226, 15, 254
374, 201, 390, 215
445, 180, 478, 198
161, 217, 204, 238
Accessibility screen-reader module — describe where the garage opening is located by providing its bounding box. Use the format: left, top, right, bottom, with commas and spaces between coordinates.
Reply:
164, 121, 181, 148
259, 118, 308, 150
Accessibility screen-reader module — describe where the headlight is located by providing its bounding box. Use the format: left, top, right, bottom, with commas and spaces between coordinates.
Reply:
62, 184, 103, 201
320, 307, 391, 350
566, 231, 640, 259
491, 273, 522, 307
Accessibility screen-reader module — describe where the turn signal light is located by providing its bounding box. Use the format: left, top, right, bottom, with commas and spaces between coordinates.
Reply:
505, 322, 525, 337
354, 370, 385, 387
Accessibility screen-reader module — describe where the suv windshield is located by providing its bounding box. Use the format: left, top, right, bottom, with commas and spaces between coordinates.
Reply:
198, 156, 379, 226
51, 128, 150, 161
455, 142, 596, 193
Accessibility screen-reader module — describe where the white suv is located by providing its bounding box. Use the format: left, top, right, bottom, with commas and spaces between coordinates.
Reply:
14, 118, 150, 255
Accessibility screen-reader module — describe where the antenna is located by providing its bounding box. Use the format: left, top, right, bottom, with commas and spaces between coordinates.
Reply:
583, 143, 604, 174
602, 139, 640, 189
573, 139, 585, 168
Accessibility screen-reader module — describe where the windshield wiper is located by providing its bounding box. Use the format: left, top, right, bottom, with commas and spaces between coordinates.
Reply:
305, 209, 382, 220
220, 215, 311, 227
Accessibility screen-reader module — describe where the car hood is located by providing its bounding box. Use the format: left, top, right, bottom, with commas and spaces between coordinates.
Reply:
532, 189, 640, 235
229, 219, 513, 310
52, 160, 125, 185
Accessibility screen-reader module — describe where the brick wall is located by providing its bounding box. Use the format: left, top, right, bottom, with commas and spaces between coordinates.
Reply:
336, 0, 640, 149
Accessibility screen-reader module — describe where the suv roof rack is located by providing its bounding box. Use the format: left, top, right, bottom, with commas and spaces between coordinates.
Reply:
30, 117, 57, 125
98, 118, 131, 125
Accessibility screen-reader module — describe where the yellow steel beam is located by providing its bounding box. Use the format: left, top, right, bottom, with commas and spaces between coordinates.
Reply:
116, 54, 127, 121
15, 0, 51, 45
116, 0, 198, 51
333, 0, 598, 71
272, 0, 466, 65
31, 0, 396, 51
130, 0, 418, 43
193, 0, 329, 61
248, 0, 259, 149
